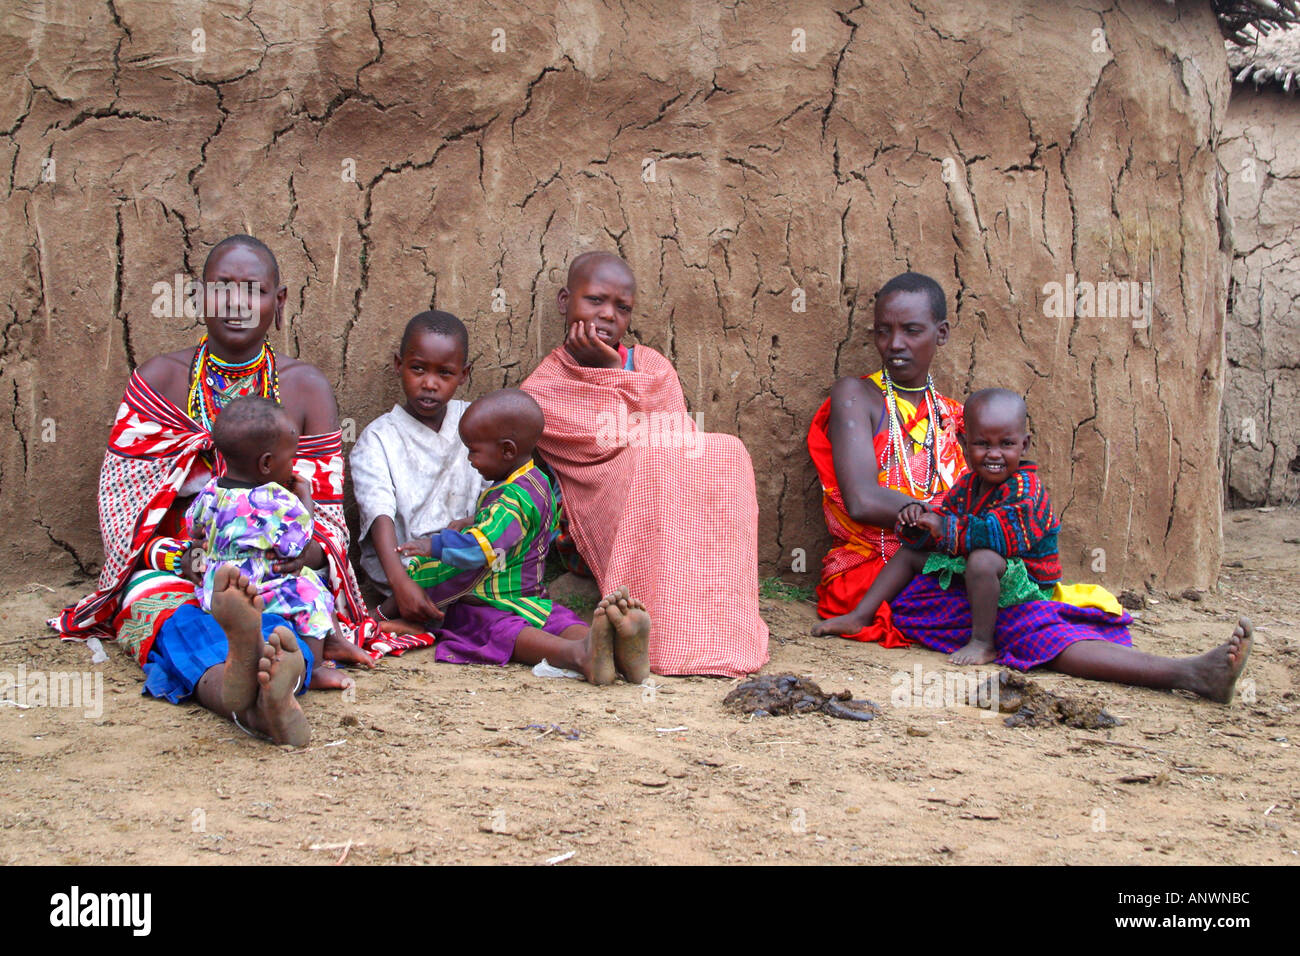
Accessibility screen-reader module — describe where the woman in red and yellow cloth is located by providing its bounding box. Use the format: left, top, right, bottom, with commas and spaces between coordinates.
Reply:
808, 273, 965, 645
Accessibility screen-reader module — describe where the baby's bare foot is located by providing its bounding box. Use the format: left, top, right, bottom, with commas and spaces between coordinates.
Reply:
209, 564, 266, 713
310, 663, 355, 692
949, 637, 997, 666
324, 630, 375, 669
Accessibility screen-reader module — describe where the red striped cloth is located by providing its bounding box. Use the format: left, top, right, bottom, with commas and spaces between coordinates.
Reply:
522, 345, 769, 677
49, 372, 432, 661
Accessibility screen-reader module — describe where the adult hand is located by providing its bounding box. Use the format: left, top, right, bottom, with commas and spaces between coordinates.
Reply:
564, 319, 622, 369
392, 576, 445, 623
445, 517, 475, 532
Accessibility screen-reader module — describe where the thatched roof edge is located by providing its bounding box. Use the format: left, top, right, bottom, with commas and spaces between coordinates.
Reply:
1213, 0, 1300, 40
1226, 24, 1300, 92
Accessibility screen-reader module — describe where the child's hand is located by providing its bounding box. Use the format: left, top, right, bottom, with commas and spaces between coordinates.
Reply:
291, 476, 315, 510
271, 541, 325, 575
397, 539, 433, 558
912, 512, 943, 538
897, 502, 929, 526
445, 517, 475, 532
564, 319, 622, 369
179, 544, 207, 585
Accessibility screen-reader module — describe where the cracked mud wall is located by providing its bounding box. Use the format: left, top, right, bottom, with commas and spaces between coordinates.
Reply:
1, 0, 1230, 590
1220, 87, 1300, 506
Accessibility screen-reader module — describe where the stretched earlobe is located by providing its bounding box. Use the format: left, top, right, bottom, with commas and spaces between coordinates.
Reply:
275, 285, 288, 330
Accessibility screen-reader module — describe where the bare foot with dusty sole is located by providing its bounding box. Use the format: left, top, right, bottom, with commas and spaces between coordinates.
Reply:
254, 627, 311, 747
1198, 617, 1253, 704
607, 588, 651, 684
208, 564, 267, 714
586, 589, 621, 686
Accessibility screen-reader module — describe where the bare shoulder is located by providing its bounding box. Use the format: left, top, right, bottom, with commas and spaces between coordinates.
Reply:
278, 357, 339, 432
136, 348, 196, 404
829, 374, 881, 412
277, 355, 330, 389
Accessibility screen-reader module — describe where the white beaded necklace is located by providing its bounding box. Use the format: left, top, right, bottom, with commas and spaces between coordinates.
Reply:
881, 370, 943, 498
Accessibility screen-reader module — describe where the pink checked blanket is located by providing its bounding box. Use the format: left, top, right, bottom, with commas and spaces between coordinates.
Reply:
49, 372, 433, 663
522, 344, 769, 677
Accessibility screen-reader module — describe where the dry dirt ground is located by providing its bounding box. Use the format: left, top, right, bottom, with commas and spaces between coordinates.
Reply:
2, 509, 1297, 866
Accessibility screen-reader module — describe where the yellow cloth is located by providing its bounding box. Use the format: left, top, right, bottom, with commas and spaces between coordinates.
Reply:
1051, 582, 1123, 616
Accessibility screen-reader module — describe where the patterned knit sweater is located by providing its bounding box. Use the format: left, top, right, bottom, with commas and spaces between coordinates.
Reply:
900, 461, 1062, 585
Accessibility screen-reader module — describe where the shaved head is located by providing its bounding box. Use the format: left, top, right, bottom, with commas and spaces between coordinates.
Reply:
462, 388, 545, 449
567, 251, 635, 292
965, 388, 1028, 433
203, 234, 281, 287
212, 396, 294, 469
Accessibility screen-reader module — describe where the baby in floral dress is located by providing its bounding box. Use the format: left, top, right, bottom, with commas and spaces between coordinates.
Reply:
186, 397, 347, 689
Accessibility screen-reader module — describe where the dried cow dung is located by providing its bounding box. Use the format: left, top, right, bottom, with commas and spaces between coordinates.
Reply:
724, 672, 880, 722
978, 670, 1122, 730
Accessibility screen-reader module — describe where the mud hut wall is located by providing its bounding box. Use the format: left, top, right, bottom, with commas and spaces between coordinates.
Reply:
0, 0, 1230, 590
1220, 87, 1300, 506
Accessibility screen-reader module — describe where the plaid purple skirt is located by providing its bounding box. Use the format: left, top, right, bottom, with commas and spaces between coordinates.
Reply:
435, 600, 586, 666
890, 573, 1133, 670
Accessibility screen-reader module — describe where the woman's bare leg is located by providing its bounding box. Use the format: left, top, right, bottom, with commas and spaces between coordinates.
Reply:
1047, 618, 1253, 703
812, 548, 928, 636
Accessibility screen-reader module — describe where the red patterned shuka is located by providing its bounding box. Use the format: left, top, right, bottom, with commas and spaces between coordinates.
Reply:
48, 372, 423, 663
807, 371, 966, 645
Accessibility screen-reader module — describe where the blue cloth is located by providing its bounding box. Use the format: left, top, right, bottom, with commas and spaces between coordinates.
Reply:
430, 527, 490, 570
143, 604, 313, 704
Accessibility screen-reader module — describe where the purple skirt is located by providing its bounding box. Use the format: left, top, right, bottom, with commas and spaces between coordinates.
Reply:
890, 573, 1133, 670
434, 600, 586, 666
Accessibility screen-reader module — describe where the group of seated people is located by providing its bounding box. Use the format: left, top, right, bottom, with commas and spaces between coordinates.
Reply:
49, 237, 1252, 746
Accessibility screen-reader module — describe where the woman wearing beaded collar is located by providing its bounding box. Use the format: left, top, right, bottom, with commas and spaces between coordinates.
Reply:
807, 272, 966, 644
52, 235, 375, 746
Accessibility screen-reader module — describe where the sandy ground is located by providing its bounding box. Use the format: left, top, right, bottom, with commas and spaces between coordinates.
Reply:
1, 508, 1297, 866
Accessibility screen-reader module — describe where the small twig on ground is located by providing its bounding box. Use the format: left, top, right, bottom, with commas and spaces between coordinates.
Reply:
1074, 736, 1169, 755
285, 739, 347, 754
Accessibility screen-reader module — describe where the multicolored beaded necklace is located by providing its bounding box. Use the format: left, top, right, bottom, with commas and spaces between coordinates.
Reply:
186, 335, 280, 432
877, 370, 947, 559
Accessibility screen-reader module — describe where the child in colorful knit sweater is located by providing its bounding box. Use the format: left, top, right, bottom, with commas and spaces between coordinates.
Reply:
814, 388, 1058, 664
